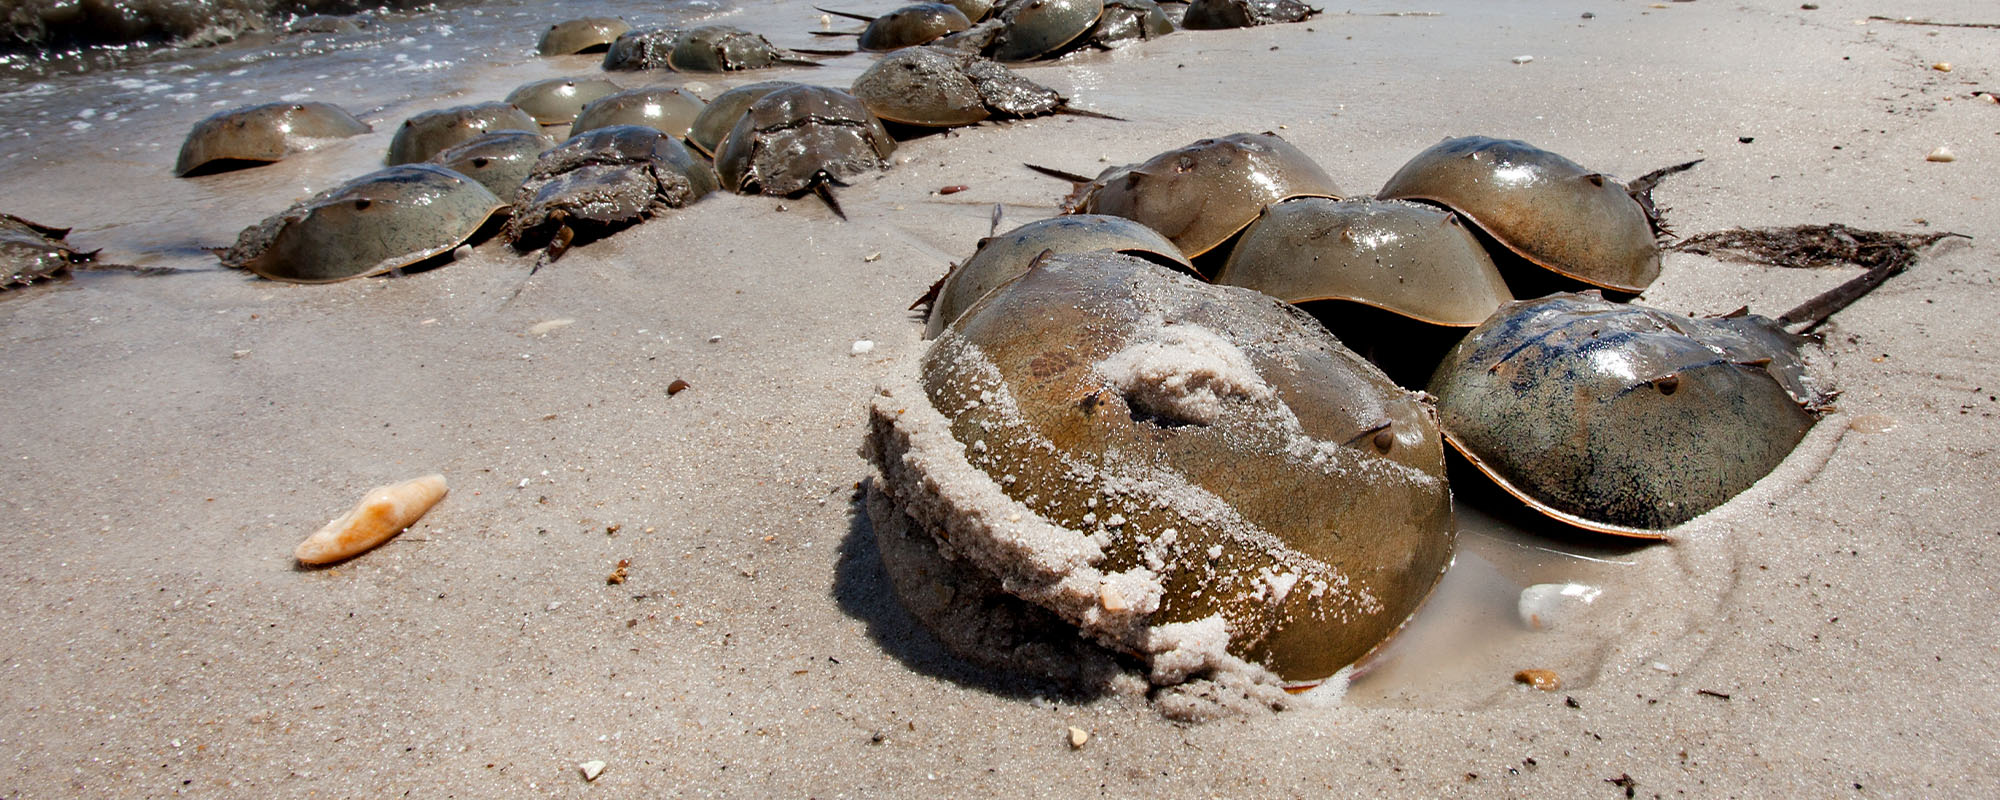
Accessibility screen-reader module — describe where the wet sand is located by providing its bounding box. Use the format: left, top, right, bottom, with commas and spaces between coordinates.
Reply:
3, 0, 1998, 795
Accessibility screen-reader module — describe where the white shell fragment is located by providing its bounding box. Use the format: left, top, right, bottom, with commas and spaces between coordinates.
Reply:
579, 760, 607, 781
1926, 146, 1956, 163
294, 474, 448, 565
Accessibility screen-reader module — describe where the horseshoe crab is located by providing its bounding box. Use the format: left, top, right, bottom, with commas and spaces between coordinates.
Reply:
174, 101, 371, 176
867, 249, 1454, 687
602, 26, 685, 70
537, 17, 631, 55
1087, 0, 1175, 48
220, 164, 505, 283
715, 85, 895, 219
942, 0, 996, 21
1378, 136, 1661, 294
817, 3, 973, 50
1216, 197, 1511, 327
921, 213, 1191, 337
1180, 0, 1319, 29
666, 25, 825, 72
2, 213, 95, 290
504, 125, 719, 257
385, 102, 541, 165
427, 129, 555, 199
850, 45, 1113, 128
1034, 131, 1343, 260
686, 80, 801, 157
571, 86, 707, 139
1426, 242, 1939, 536
503, 76, 624, 125
988, 0, 1104, 61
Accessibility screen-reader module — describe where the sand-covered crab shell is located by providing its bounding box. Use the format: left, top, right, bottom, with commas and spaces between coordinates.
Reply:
869, 250, 1454, 686
427, 130, 555, 199
924, 214, 1190, 338
850, 45, 1068, 128
173, 101, 371, 176
220, 164, 505, 284
1180, 0, 1319, 29
671, 25, 822, 72
686, 81, 801, 157
503, 76, 624, 125
537, 17, 632, 55
1063, 132, 1343, 259
1378, 135, 1661, 294
1215, 196, 1512, 327
571, 86, 707, 139
385, 102, 541, 165
503, 125, 719, 250
1427, 292, 1823, 536
716, 85, 896, 197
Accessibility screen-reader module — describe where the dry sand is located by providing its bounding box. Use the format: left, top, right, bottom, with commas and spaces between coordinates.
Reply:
2, 0, 1998, 795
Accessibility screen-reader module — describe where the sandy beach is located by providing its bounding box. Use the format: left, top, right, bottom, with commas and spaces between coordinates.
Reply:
2, 0, 1997, 795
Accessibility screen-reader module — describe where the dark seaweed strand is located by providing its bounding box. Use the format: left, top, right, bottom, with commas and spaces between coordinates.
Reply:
1775, 230, 1970, 331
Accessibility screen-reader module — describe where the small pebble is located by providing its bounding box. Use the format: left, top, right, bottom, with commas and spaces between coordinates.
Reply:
707, 335, 722, 343
863, 252, 881, 263
939, 184, 968, 195
1932, 62, 1952, 72
1514, 669, 1563, 692
579, 760, 606, 781
1067, 726, 1089, 749
1511, 55, 1534, 64
667, 378, 691, 396
851, 339, 876, 356
1927, 146, 1956, 162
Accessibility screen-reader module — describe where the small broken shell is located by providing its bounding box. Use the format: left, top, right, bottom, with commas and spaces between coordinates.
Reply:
174, 101, 371, 176
294, 474, 448, 565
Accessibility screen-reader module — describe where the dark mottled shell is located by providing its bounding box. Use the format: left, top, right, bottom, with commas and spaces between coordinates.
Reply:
893, 250, 1453, 685
924, 214, 1190, 337
2, 214, 93, 289
1181, 0, 1318, 29
537, 17, 632, 55
385, 102, 540, 165
1428, 292, 1821, 535
716, 86, 896, 196
503, 76, 624, 125
602, 27, 684, 70
1378, 136, 1661, 293
428, 130, 555, 199
989, 0, 1104, 61
857, 4, 973, 50
686, 81, 801, 158
571, 86, 707, 139
220, 164, 505, 283
1063, 132, 1343, 258
1088, 0, 1174, 47
174, 101, 370, 176
850, 45, 1064, 127
504, 125, 719, 249
1216, 197, 1511, 327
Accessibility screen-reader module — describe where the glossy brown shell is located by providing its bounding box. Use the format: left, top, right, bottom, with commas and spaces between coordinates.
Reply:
942, 0, 996, 21
504, 125, 719, 249
859, 3, 972, 50
1181, 0, 1318, 29
923, 214, 1191, 338
1064, 132, 1343, 258
536, 17, 632, 55
716, 86, 896, 196
989, 0, 1104, 61
1378, 136, 1661, 293
571, 86, 707, 139
686, 81, 800, 157
503, 76, 624, 125
220, 164, 505, 284
1215, 197, 1512, 327
902, 250, 1454, 685
1428, 292, 1821, 536
850, 45, 1064, 127
385, 102, 541, 165
174, 101, 371, 176
427, 130, 555, 199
